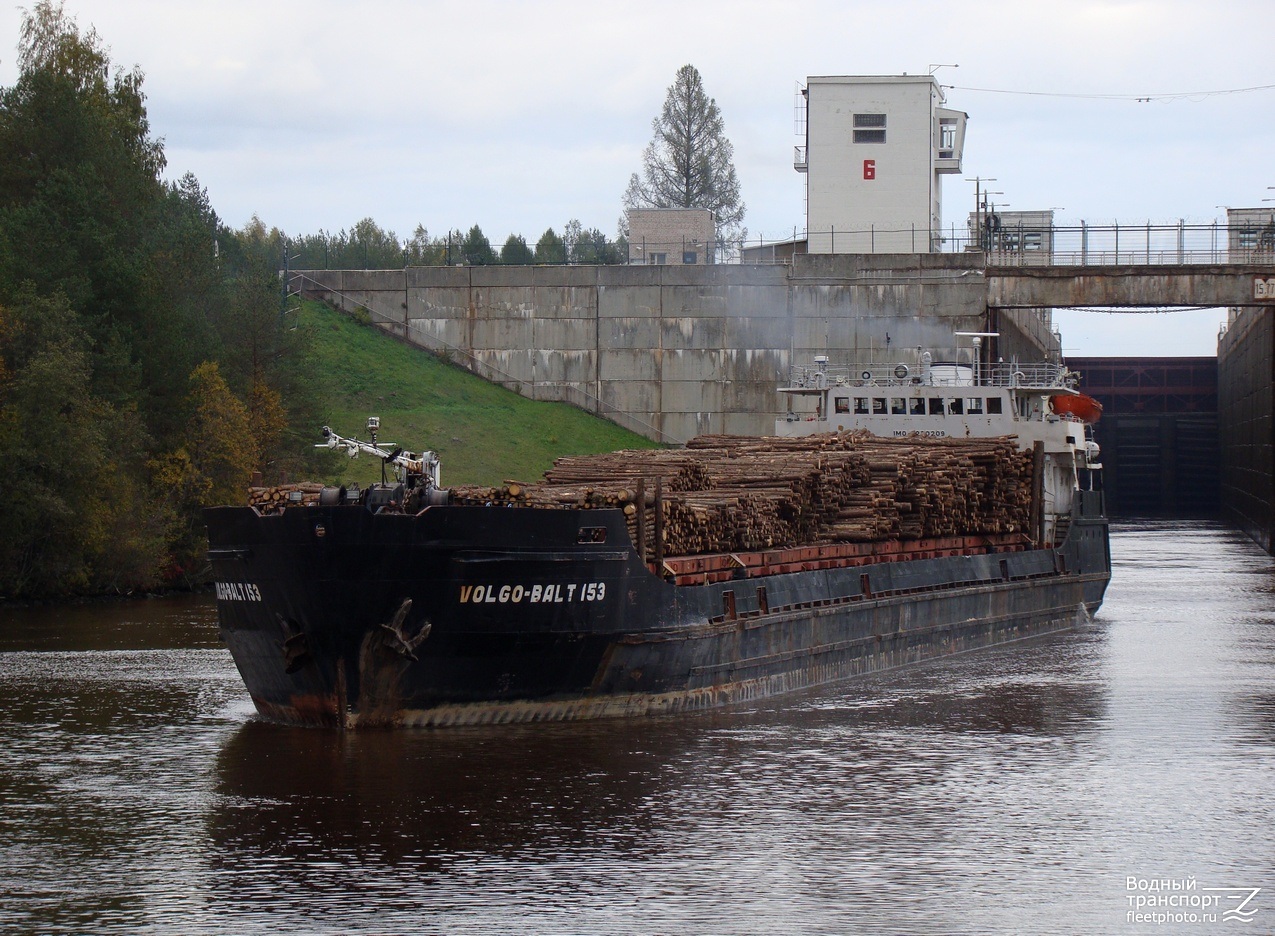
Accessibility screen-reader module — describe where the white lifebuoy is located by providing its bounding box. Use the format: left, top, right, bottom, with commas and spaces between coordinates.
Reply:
894, 364, 909, 380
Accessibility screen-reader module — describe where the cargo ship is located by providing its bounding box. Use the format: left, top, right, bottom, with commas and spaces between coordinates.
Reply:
206, 347, 1109, 728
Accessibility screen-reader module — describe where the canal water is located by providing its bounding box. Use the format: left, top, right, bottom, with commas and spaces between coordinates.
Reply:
0, 521, 1271, 935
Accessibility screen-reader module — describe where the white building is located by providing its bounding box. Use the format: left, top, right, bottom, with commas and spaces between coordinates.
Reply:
797, 75, 967, 254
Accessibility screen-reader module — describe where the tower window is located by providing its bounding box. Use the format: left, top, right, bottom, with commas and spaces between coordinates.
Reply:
853, 113, 886, 144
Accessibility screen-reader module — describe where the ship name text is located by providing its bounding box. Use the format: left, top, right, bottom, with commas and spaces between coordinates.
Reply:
459, 582, 606, 604
216, 581, 262, 602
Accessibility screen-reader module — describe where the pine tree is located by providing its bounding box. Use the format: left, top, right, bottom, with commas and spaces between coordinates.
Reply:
460, 224, 495, 265
500, 234, 534, 265
534, 228, 566, 264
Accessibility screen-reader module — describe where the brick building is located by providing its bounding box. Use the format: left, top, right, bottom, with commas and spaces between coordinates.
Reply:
626, 208, 715, 265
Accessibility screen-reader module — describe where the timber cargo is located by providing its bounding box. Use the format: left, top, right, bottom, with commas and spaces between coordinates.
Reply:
206, 347, 1110, 728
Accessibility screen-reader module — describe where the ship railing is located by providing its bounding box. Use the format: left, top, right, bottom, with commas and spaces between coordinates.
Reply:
785, 361, 1074, 391
980, 362, 1075, 389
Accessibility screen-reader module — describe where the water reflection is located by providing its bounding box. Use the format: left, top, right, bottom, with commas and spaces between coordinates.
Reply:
0, 593, 220, 651
210, 719, 669, 868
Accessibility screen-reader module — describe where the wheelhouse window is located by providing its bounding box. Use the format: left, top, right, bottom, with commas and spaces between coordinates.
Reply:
872, 398, 887, 415
948, 398, 964, 415
835, 397, 850, 414
890, 398, 906, 414
967, 398, 984, 415
987, 397, 1003, 415
854, 397, 870, 415
928, 398, 944, 415
910, 398, 926, 415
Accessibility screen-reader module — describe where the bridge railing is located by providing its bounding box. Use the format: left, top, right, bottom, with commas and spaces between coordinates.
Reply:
988, 222, 1274, 267
741, 222, 1275, 267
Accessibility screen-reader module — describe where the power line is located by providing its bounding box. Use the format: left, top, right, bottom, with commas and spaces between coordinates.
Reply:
944, 82, 1275, 103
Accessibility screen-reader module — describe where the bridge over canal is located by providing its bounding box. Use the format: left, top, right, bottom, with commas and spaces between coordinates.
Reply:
972, 219, 1275, 308
987, 263, 1275, 310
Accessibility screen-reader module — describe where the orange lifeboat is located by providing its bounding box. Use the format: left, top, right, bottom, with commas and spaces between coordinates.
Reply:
1049, 392, 1103, 424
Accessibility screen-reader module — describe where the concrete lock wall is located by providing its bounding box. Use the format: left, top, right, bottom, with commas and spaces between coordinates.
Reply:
292, 254, 1051, 443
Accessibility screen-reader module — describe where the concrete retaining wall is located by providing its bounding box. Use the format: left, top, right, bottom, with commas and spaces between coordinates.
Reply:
292, 254, 1053, 443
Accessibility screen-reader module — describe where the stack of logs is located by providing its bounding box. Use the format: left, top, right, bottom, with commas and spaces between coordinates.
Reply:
248, 481, 326, 514
447, 431, 1036, 561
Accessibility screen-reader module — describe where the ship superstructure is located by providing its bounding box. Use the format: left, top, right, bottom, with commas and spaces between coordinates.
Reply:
776, 346, 1102, 547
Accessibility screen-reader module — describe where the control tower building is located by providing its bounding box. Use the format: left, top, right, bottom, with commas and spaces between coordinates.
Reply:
797, 74, 967, 254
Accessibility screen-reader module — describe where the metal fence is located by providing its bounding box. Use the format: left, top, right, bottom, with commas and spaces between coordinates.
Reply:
741, 222, 1275, 267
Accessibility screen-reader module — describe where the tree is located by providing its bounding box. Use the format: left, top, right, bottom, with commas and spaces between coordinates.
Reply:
148, 361, 259, 575
0, 291, 168, 596
609, 234, 629, 265
405, 224, 448, 266
622, 64, 745, 249
348, 217, 404, 268
534, 227, 566, 264
500, 233, 534, 265
563, 219, 584, 262
211, 233, 323, 480
141, 172, 226, 435
181, 361, 259, 511
460, 224, 495, 265
0, 2, 326, 596
0, 1, 166, 313
562, 221, 623, 265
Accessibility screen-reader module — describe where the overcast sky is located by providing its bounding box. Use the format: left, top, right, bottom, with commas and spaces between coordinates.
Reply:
3, 0, 1272, 356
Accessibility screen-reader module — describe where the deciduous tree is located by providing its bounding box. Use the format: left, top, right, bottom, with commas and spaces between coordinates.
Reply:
0, 2, 165, 313
182, 361, 259, 510
405, 224, 447, 266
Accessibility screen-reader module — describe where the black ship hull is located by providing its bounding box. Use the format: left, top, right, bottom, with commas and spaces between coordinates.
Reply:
206, 491, 1109, 728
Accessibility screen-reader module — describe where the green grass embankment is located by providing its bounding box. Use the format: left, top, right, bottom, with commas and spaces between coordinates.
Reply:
302, 300, 661, 487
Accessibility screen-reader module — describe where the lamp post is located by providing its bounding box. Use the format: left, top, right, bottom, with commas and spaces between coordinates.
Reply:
964, 177, 996, 250
981, 193, 1005, 250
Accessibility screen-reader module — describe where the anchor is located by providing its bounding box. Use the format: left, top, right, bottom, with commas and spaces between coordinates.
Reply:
379, 598, 431, 662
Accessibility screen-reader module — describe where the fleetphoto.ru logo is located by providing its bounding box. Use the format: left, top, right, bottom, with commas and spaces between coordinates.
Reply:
1126, 876, 1261, 925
